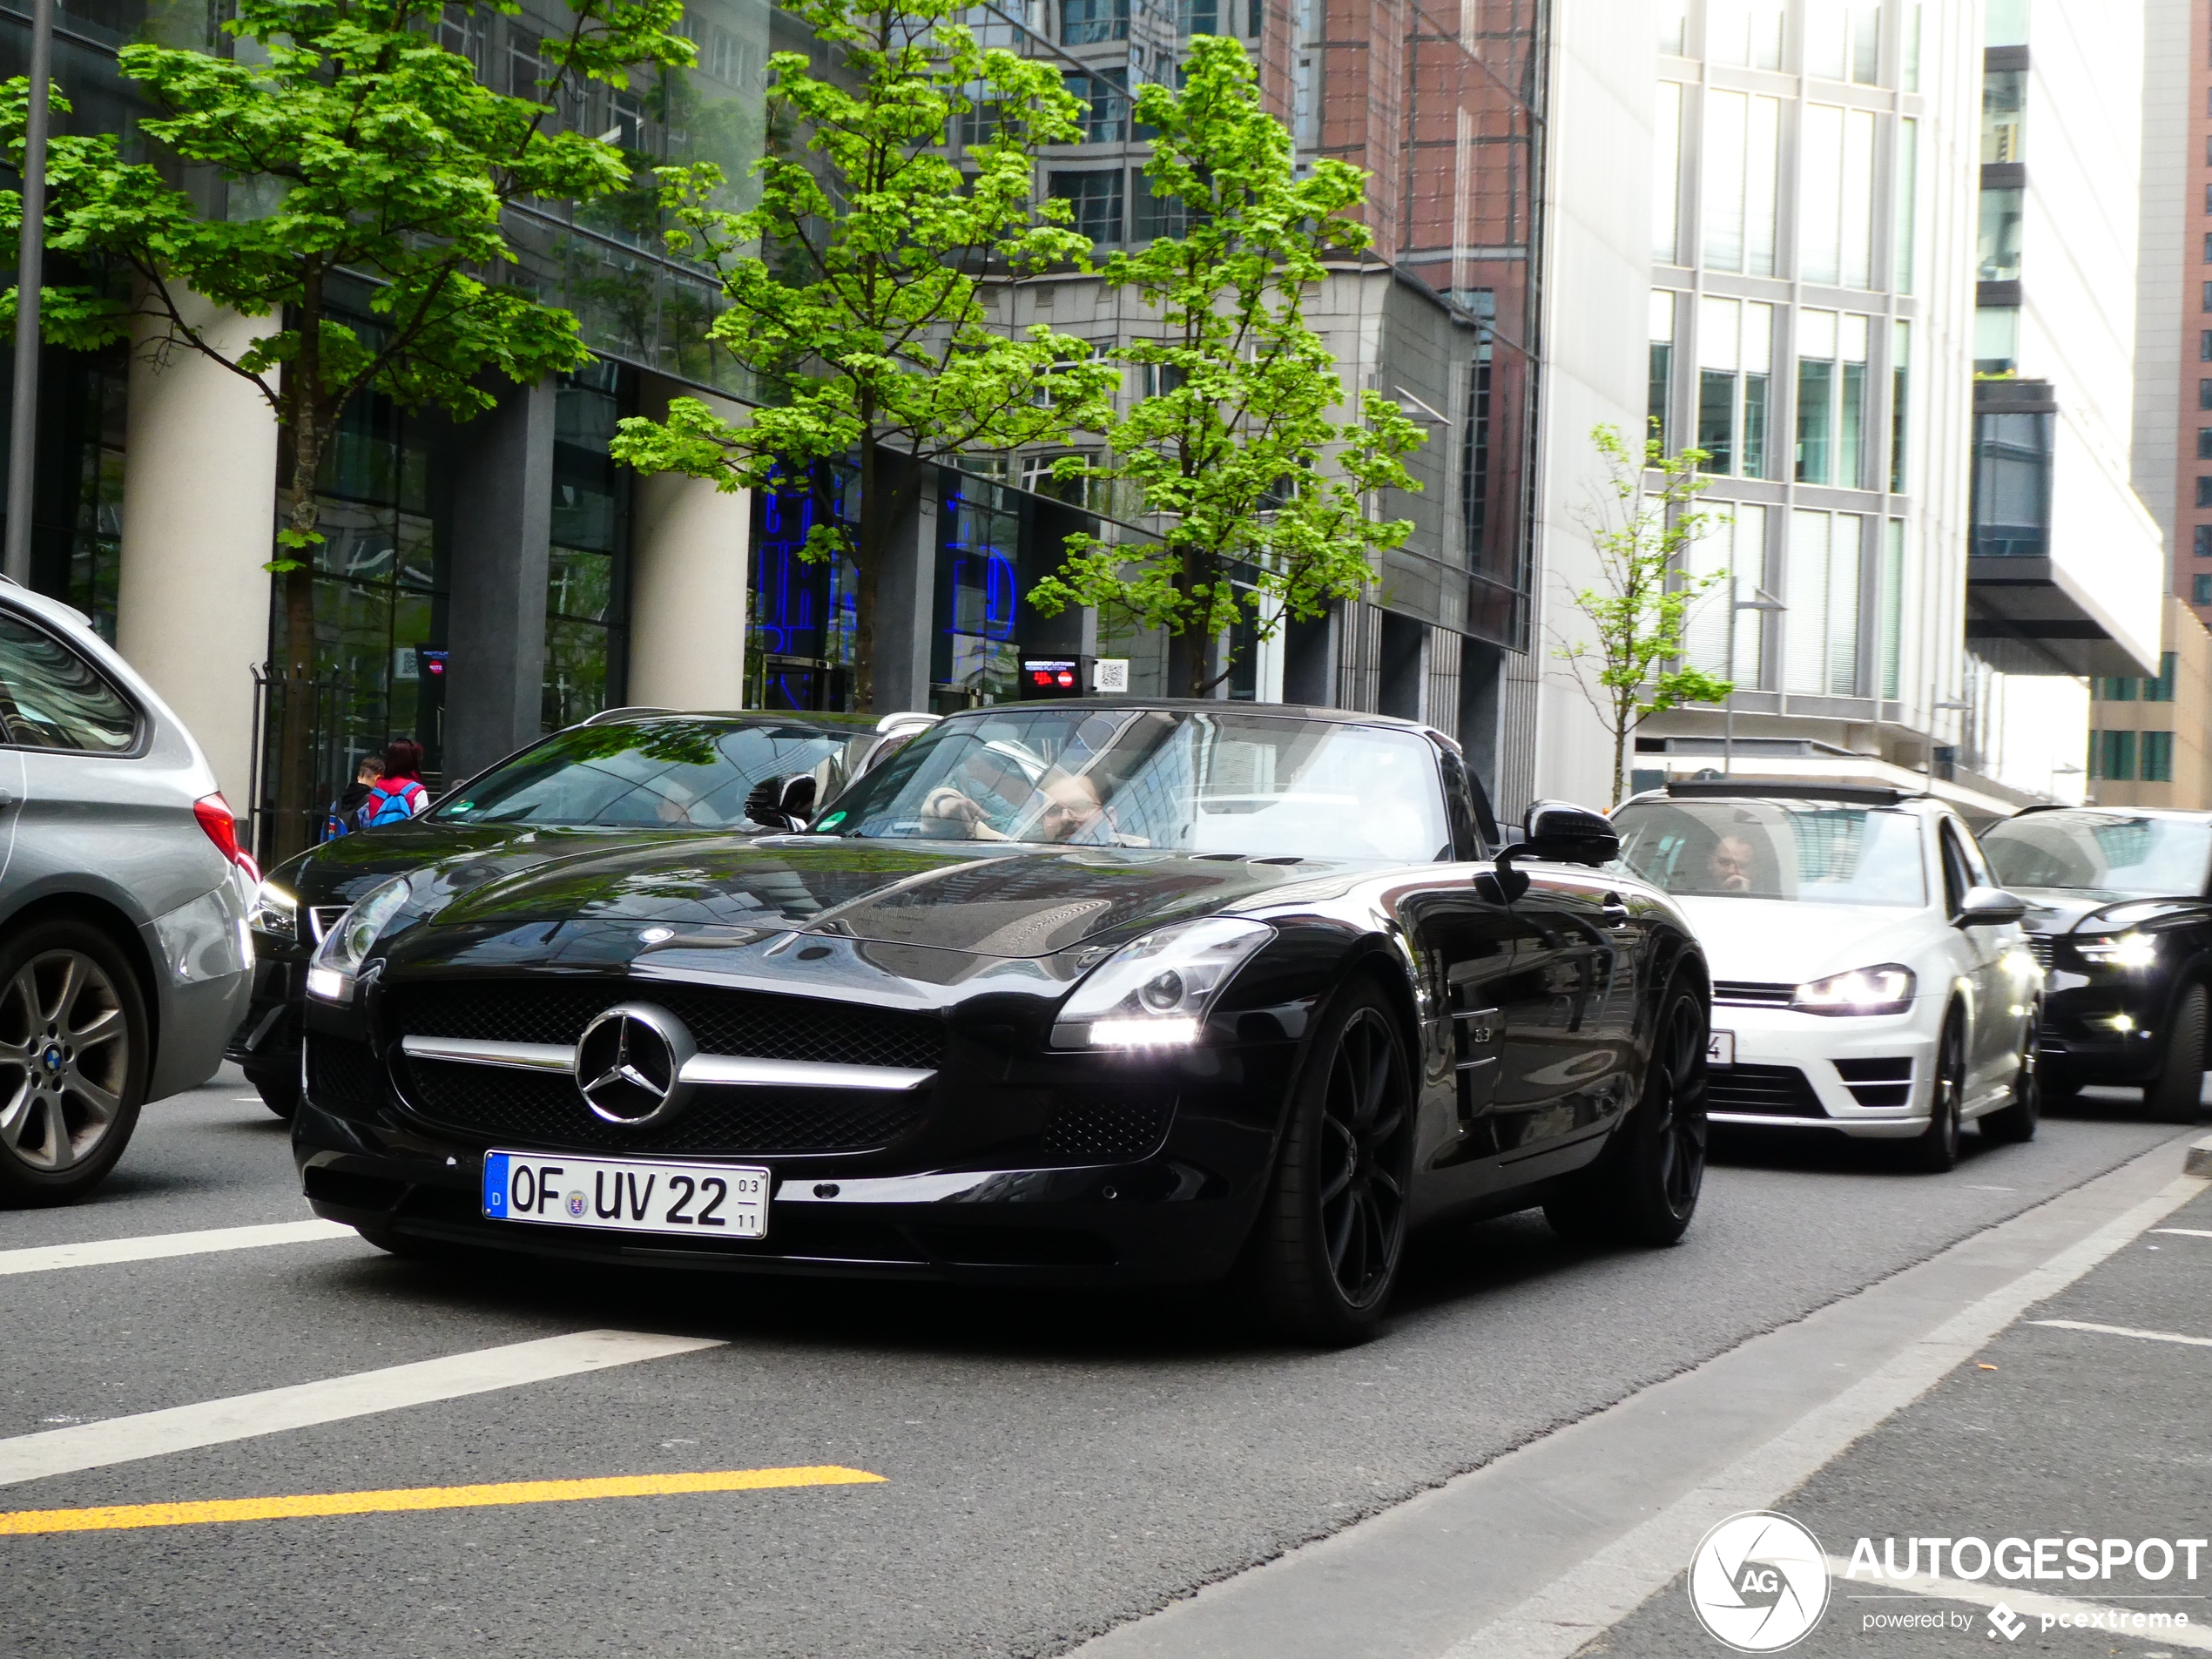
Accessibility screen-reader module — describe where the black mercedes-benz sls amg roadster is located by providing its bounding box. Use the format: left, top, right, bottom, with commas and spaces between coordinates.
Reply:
295, 700, 1710, 1339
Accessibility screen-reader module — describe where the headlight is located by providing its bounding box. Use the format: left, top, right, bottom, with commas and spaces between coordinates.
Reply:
1793, 963, 1915, 1016
306, 877, 412, 1003
247, 880, 298, 942
1050, 918, 1274, 1049
2075, 931, 2157, 968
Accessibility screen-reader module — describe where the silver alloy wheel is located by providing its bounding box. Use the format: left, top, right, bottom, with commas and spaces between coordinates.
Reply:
0, 949, 132, 1172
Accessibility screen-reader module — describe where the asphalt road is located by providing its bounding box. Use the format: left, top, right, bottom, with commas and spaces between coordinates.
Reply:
0, 1071, 2194, 1658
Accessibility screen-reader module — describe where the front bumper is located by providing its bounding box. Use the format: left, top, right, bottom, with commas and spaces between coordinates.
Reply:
1704, 1001, 1940, 1138
292, 1027, 1291, 1287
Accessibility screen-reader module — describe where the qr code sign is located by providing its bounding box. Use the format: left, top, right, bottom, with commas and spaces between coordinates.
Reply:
1094, 658, 1130, 692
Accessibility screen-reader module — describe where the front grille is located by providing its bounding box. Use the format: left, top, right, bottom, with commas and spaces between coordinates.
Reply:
307, 1035, 384, 1111
401, 1059, 928, 1156
1040, 1098, 1173, 1161
385, 980, 945, 1072
1708, 1062, 1827, 1118
2026, 935, 2055, 970
1833, 1055, 1913, 1109
1713, 981, 1796, 1008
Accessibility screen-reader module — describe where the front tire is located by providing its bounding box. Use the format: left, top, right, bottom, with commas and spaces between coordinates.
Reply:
2146, 982, 2209, 1124
0, 922, 151, 1206
1899, 1011, 1965, 1173
250, 1070, 300, 1120
1544, 979, 1709, 1246
1247, 979, 1415, 1345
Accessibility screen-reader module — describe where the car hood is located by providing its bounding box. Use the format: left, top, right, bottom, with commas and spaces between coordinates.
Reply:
273, 824, 709, 910
421, 835, 1362, 957
1670, 894, 1941, 984
2008, 887, 2209, 936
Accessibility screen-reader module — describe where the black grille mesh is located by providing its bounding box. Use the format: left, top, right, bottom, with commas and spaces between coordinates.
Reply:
385, 980, 944, 1071
1040, 1097, 1173, 1161
2027, 935, 2055, 969
401, 1060, 927, 1155
1708, 1062, 1828, 1118
307, 1035, 383, 1111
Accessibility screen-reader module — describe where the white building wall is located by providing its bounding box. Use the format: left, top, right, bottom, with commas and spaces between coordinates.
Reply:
1529, 0, 1656, 808
2134, 0, 2188, 563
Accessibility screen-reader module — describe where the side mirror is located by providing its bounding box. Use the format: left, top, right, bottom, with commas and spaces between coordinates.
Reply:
1958, 885, 2027, 927
743, 772, 819, 832
1509, 800, 1622, 868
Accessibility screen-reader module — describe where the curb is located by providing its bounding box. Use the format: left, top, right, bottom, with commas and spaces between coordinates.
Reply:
2188, 1136, 2212, 1180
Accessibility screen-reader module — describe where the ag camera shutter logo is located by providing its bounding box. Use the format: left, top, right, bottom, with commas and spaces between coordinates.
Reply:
1688, 1511, 1831, 1651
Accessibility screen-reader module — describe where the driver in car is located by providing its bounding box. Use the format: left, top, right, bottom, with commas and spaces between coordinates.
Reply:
922, 770, 1149, 845
1706, 834, 1757, 894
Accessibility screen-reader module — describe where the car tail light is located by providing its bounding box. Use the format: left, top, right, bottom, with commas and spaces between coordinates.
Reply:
195, 793, 250, 874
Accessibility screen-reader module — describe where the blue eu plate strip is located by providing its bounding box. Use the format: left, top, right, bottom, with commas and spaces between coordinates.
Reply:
482, 1152, 509, 1217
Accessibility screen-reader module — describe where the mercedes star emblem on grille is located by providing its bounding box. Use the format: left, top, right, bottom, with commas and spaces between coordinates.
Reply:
573, 1002, 698, 1127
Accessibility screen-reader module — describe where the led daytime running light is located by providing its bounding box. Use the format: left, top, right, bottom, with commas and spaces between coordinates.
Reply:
1792, 963, 1915, 1015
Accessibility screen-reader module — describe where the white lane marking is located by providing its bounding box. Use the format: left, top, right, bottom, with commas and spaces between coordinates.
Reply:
0, 1331, 724, 1487
2029, 1318, 2212, 1349
2154, 1226, 2212, 1238
1436, 1170, 2212, 1659
0, 1220, 356, 1278
1823, 1555, 2212, 1651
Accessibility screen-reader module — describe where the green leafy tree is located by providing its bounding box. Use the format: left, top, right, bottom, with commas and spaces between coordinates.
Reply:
609, 0, 1120, 711
1554, 424, 1733, 807
0, 0, 695, 852
1026, 37, 1426, 699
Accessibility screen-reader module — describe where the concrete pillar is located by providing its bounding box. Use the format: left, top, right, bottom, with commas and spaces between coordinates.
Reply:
628, 386, 751, 711
871, 455, 937, 715
115, 298, 280, 808
443, 377, 556, 779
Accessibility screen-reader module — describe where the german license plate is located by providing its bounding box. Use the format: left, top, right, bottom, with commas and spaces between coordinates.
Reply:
482, 1150, 769, 1239
1708, 1030, 1736, 1068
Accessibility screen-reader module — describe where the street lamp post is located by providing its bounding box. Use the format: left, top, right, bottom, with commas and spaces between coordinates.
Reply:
4, 0, 56, 587
1722, 577, 1785, 777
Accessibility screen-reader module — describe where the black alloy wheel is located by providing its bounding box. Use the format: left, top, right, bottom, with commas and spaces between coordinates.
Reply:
1979, 1015, 2040, 1143
0, 921, 150, 1205
2146, 981, 2209, 1125
1247, 978, 1415, 1344
1544, 978, 1709, 1246
1900, 1011, 1965, 1173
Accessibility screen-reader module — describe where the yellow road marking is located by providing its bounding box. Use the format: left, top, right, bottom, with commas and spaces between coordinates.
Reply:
0, 1467, 885, 1536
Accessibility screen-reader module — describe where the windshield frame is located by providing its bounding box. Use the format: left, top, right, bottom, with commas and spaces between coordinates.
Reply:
807, 705, 1458, 864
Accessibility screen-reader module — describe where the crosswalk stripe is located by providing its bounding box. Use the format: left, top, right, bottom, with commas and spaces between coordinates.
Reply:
2152, 1227, 2212, 1239
0, 1330, 724, 1487
2028, 1318, 2212, 1349
0, 1219, 356, 1277
0, 1467, 885, 1536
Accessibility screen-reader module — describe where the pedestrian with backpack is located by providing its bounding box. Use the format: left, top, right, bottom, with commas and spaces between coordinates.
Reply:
320, 755, 385, 842
358, 738, 429, 830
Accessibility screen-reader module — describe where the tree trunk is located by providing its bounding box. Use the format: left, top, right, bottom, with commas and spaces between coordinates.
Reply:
272, 285, 324, 861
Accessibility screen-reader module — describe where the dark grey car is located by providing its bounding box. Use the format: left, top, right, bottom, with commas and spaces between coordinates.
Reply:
0, 583, 255, 1204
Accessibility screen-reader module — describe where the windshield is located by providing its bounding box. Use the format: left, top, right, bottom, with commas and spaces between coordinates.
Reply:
1613, 799, 1928, 907
813, 707, 1452, 863
431, 721, 869, 829
1980, 811, 2212, 898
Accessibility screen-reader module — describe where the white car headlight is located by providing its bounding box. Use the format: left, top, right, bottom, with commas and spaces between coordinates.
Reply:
1050, 918, 1274, 1049
247, 880, 298, 943
1793, 963, 1915, 1016
2075, 931, 2157, 969
307, 877, 413, 1003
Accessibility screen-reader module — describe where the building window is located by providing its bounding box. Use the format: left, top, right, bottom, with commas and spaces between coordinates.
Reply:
1880, 517, 1905, 697
1682, 503, 1767, 682
931, 475, 1022, 709
2195, 574, 2212, 605
1970, 407, 2051, 558
2143, 731, 2176, 782
1131, 169, 1185, 240
2197, 478, 2212, 509
2202, 280, 2211, 313
2200, 430, 2212, 460
1705, 0, 1782, 68
2203, 232, 2212, 264
1784, 509, 1864, 696
1981, 69, 2024, 163
2205, 183, 2212, 215
2196, 525, 2212, 557
1975, 307, 2019, 376
1797, 312, 1835, 484
1801, 104, 1878, 288
2102, 674, 2137, 702
1895, 118, 1918, 293
1060, 0, 1128, 42
1977, 186, 2022, 282
1049, 170, 1124, 243
1694, 295, 1773, 477
543, 364, 631, 733
2094, 730, 2138, 781
1702, 91, 1780, 276
1062, 69, 1127, 143
1838, 314, 1870, 489
1653, 81, 1682, 266
2200, 379, 2212, 410
2148, 652, 2178, 702
1804, 2, 1879, 83
1891, 320, 1910, 492
1649, 290, 1675, 448
1176, 0, 1216, 32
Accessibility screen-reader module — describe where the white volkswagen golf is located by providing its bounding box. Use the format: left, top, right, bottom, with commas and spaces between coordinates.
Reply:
1610, 785, 2041, 1171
